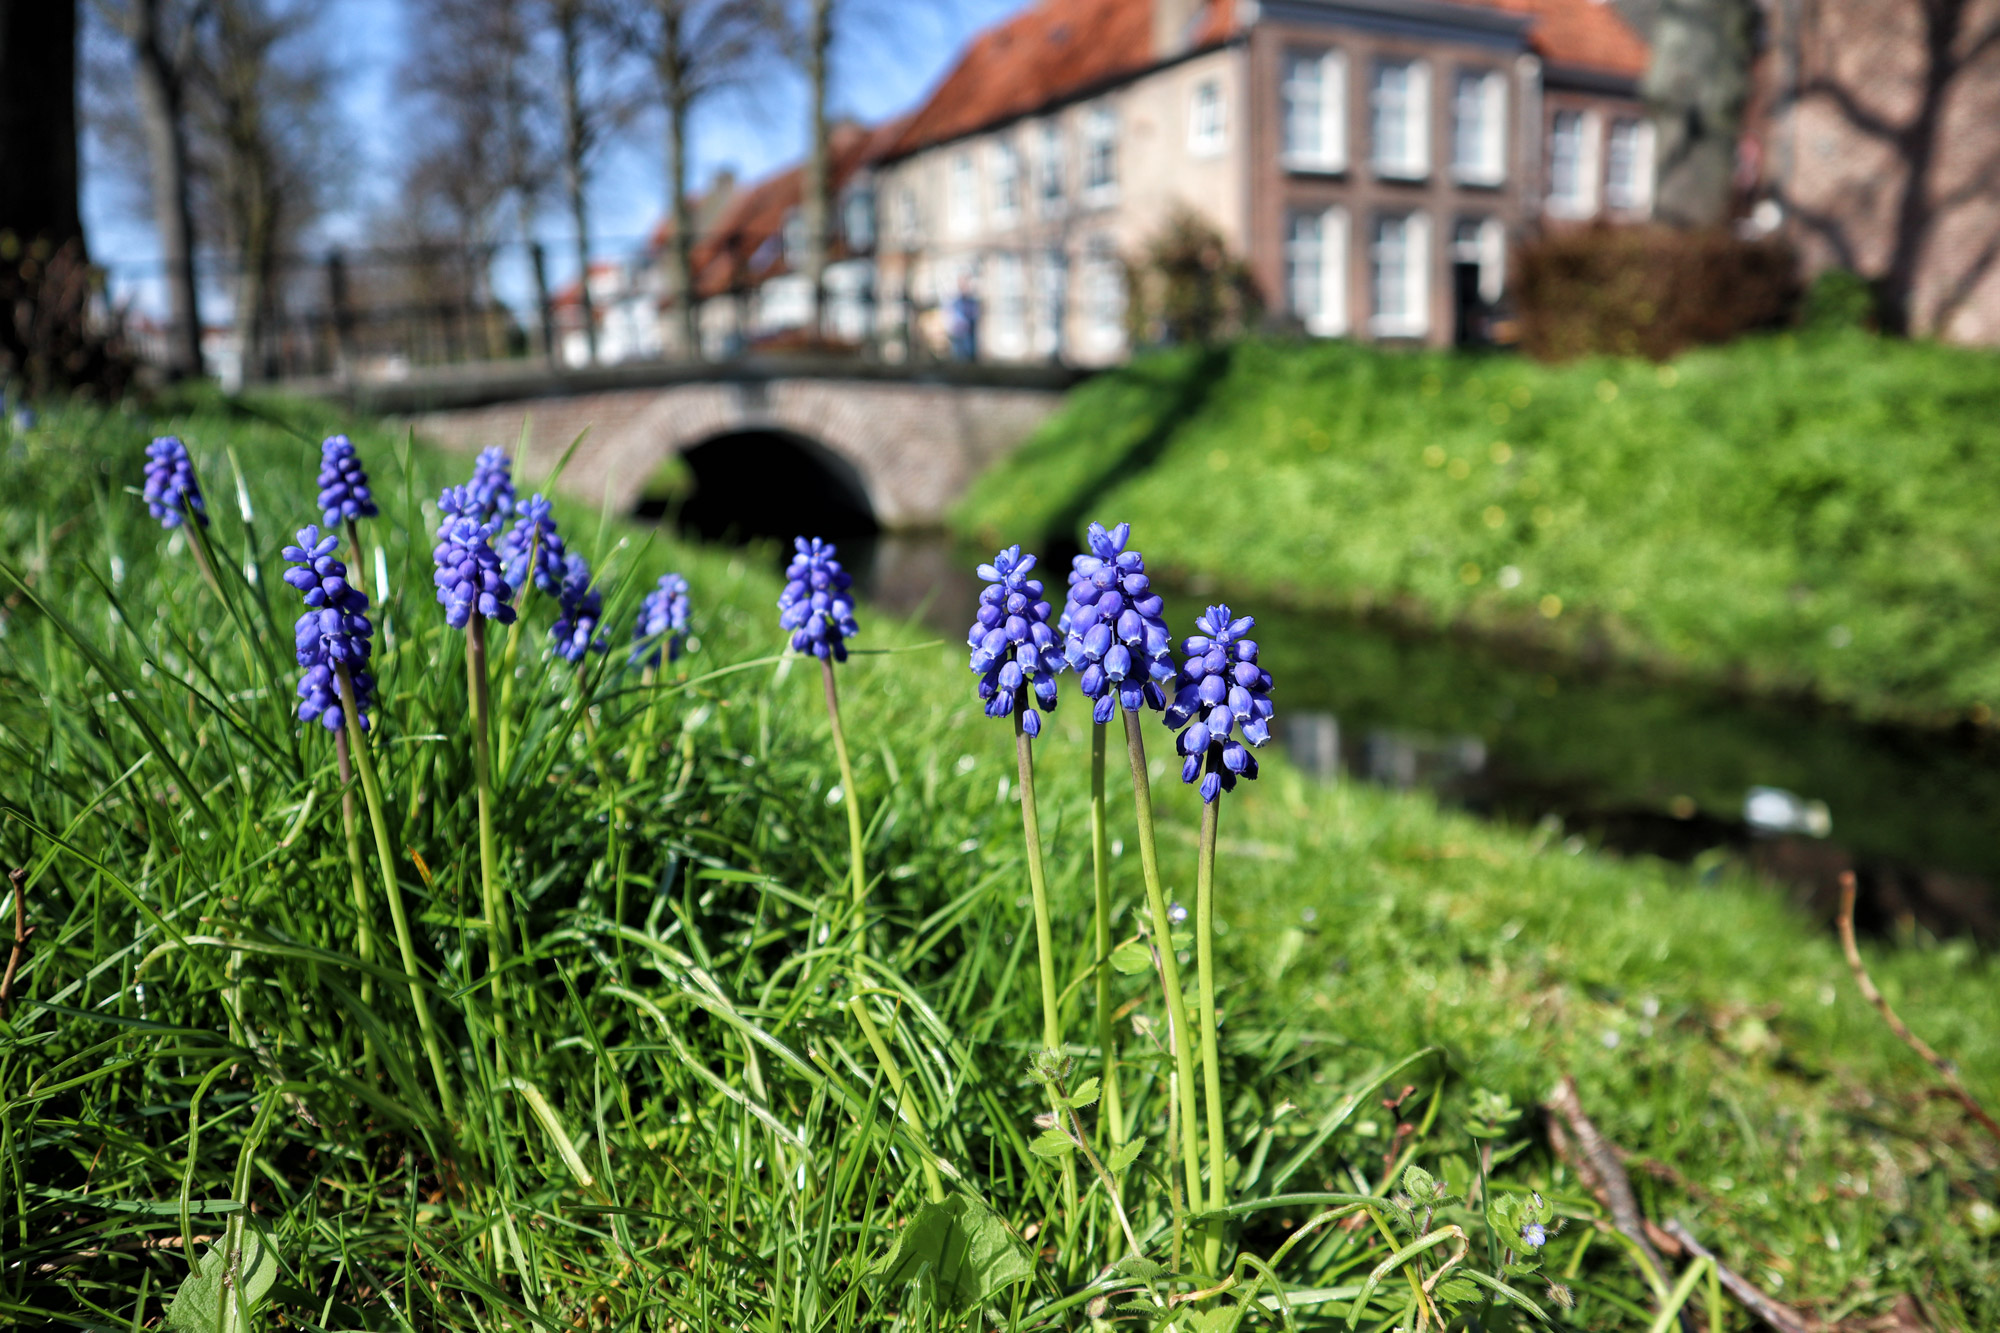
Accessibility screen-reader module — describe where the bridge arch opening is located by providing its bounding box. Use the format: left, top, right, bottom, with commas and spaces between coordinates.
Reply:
663, 428, 879, 543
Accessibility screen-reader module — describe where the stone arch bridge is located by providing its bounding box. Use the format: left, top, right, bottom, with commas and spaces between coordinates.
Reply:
324, 359, 1081, 534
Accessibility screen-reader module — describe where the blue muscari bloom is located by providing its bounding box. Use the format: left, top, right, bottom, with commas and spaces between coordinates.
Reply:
968, 545, 1064, 739
1061, 521, 1175, 725
632, 572, 691, 667
778, 536, 858, 661
282, 526, 374, 732
1163, 604, 1274, 803
317, 434, 378, 528
466, 446, 516, 523
432, 486, 518, 629
550, 552, 608, 662
496, 492, 566, 597
1520, 1222, 1547, 1251
142, 436, 208, 529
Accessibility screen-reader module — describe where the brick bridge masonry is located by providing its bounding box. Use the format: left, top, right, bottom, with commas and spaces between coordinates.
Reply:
317, 358, 1083, 531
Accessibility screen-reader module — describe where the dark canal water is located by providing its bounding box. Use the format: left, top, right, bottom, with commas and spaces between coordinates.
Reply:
661, 450, 1998, 945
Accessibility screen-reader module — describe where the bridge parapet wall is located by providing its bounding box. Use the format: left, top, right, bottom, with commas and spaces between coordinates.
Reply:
401, 374, 1068, 530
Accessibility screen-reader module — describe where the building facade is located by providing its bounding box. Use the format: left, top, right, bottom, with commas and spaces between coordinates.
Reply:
869, 0, 1652, 360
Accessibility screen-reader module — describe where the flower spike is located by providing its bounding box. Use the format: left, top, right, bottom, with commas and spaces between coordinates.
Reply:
1163, 603, 1274, 802
778, 537, 859, 661
142, 436, 208, 529
282, 525, 375, 731
968, 545, 1065, 738
1061, 520, 1175, 724
317, 435, 378, 528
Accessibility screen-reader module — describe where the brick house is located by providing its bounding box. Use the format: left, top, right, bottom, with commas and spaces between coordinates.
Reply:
868, 0, 1654, 359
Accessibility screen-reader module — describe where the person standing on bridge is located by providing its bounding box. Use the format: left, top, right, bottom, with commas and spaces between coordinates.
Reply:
947, 275, 981, 362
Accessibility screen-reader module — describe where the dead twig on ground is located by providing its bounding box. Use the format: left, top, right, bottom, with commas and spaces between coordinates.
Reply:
1, 867, 30, 1016
1837, 872, 2000, 1145
1663, 1220, 1818, 1333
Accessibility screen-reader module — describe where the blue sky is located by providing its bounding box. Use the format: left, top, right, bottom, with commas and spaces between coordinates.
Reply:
84, 0, 1022, 315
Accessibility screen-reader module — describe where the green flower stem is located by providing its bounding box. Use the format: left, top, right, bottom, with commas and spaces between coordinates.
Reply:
494, 532, 542, 776
467, 613, 510, 1064
848, 994, 946, 1203
629, 665, 659, 785
334, 729, 378, 1077
1089, 723, 1125, 1153
1195, 795, 1229, 1276
334, 663, 456, 1121
1012, 708, 1078, 1218
1120, 707, 1205, 1249
821, 658, 867, 940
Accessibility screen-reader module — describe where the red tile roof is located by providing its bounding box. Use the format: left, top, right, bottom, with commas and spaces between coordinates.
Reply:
1475, 0, 1649, 79
887, 0, 1238, 158
888, 0, 1641, 161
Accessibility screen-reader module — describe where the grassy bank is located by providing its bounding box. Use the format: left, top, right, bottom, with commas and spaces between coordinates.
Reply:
1, 395, 1995, 1328
955, 332, 2000, 722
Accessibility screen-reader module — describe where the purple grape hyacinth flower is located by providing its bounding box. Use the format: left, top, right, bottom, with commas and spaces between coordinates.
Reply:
968, 546, 1064, 738
632, 572, 691, 667
497, 493, 566, 598
466, 446, 516, 523
317, 435, 378, 528
282, 526, 375, 732
550, 552, 608, 662
432, 486, 518, 629
1061, 521, 1175, 725
778, 537, 859, 661
142, 436, 208, 529
1163, 604, 1274, 803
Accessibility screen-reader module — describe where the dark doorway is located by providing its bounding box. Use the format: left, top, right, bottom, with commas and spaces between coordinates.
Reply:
651, 429, 879, 543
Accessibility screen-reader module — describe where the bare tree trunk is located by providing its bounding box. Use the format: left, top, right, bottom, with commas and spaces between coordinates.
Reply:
1645, 0, 1753, 227
800, 0, 831, 342
129, 0, 205, 378
556, 0, 597, 365
0, 0, 85, 249
655, 2, 702, 361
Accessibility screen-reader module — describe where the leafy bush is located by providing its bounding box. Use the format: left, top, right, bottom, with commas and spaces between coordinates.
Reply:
1123, 207, 1263, 349
1514, 225, 1798, 361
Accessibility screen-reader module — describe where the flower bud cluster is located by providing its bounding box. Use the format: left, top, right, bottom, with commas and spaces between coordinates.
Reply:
550, 553, 608, 662
1061, 521, 1175, 725
1164, 604, 1275, 803
497, 493, 567, 598
432, 486, 517, 629
143, 436, 208, 529
778, 537, 859, 661
282, 526, 374, 731
632, 572, 691, 667
465, 446, 516, 523
968, 546, 1064, 737
316, 435, 378, 528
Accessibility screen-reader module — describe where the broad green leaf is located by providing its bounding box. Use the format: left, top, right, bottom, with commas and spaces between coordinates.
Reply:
874, 1195, 1034, 1314
1110, 940, 1155, 975
1115, 1255, 1166, 1281
1067, 1077, 1101, 1109
166, 1219, 279, 1333
1107, 1135, 1147, 1174
1030, 1128, 1076, 1159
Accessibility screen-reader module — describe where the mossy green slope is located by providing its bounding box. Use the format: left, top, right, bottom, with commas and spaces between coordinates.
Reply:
956, 332, 2000, 721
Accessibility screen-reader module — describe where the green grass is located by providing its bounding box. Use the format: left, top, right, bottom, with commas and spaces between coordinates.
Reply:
955, 331, 2000, 723
0, 393, 1995, 1330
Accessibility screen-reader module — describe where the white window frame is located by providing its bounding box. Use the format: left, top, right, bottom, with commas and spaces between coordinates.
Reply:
1188, 79, 1226, 156
1280, 47, 1347, 173
1453, 216, 1507, 304
1370, 211, 1431, 338
1285, 206, 1350, 336
1038, 119, 1066, 215
1546, 109, 1602, 218
895, 185, 921, 247
1370, 58, 1431, 180
991, 139, 1022, 226
948, 150, 979, 236
1605, 117, 1655, 212
989, 251, 1028, 359
1081, 238, 1126, 357
1082, 104, 1119, 205
1451, 69, 1507, 186
842, 185, 875, 251
1033, 249, 1068, 358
